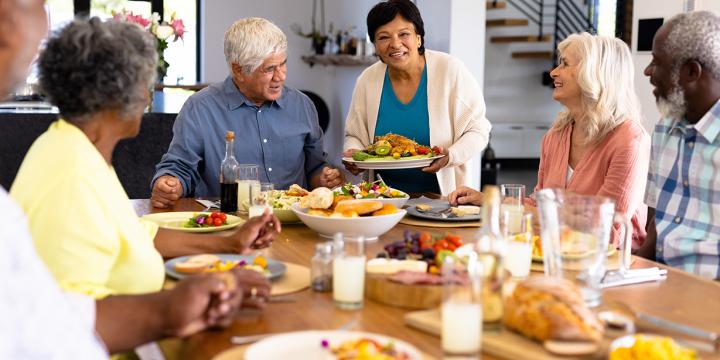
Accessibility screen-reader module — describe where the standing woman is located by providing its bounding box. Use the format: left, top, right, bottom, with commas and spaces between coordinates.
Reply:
343, 0, 490, 195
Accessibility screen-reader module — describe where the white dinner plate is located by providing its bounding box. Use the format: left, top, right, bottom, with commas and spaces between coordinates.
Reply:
244, 330, 423, 360
141, 212, 243, 233
164, 254, 286, 280
342, 155, 444, 169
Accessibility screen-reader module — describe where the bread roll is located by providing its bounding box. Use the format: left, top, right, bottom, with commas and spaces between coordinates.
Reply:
286, 184, 309, 197
503, 276, 604, 342
334, 200, 383, 215
174, 254, 221, 274
300, 187, 334, 209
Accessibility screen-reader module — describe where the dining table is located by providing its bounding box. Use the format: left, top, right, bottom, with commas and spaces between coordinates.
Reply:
133, 198, 720, 360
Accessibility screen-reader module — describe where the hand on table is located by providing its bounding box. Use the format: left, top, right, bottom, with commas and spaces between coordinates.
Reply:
230, 209, 281, 254
319, 166, 345, 188
422, 146, 449, 173
234, 268, 272, 309
342, 149, 364, 176
448, 186, 483, 206
162, 272, 243, 338
151, 175, 183, 208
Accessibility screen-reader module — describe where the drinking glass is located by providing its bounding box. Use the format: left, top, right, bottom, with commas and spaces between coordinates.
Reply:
503, 212, 533, 279
248, 183, 273, 218
442, 253, 483, 357
332, 233, 366, 310
500, 184, 525, 234
236, 164, 260, 213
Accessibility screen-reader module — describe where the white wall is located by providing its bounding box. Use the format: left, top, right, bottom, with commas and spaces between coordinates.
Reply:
202, 0, 486, 189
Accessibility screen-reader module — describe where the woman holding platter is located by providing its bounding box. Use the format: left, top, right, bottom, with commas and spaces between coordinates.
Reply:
342, 0, 491, 195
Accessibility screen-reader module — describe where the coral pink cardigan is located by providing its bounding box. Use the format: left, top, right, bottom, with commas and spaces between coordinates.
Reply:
534, 120, 650, 249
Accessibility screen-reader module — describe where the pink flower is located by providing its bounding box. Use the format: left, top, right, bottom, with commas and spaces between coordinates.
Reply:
171, 18, 185, 40
128, 13, 151, 28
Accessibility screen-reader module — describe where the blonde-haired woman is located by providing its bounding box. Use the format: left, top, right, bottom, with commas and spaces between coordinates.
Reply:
451, 33, 650, 248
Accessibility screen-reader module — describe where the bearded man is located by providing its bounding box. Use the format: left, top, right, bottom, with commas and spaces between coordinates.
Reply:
639, 11, 720, 280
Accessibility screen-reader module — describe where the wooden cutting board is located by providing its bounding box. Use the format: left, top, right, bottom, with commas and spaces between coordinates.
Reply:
404, 308, 590, 360
365, 274, 442, 309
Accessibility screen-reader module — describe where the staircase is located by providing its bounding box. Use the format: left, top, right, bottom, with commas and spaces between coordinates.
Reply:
485, 0, 597, 84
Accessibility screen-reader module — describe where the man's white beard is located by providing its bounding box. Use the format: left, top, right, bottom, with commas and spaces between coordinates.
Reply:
657, 76, 687, 121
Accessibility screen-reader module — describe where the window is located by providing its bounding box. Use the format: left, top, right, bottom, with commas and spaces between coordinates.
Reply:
89, 0, 198, 85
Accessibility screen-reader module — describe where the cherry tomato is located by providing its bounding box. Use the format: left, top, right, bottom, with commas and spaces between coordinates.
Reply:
419, 232, 431, 243
219, 213, 227, 221
213, 218, 223, 226
446, 234, 462, 247
210, 212, 219, 219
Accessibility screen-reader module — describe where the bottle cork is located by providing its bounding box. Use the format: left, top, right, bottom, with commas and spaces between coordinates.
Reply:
225, 131, 235, 141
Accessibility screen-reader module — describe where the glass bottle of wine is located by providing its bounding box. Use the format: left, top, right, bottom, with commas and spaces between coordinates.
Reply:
220, 131, 239, 213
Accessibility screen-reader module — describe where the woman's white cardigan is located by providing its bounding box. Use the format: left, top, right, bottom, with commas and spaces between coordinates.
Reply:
344, 50, 491, 195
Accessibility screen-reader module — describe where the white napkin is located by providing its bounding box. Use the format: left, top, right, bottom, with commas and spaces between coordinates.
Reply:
600, 267, 668, 289
196, 199, 219, 209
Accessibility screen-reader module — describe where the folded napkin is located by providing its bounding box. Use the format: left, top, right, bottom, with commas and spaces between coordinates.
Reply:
600, 267, 668, 289
196, 199, 220, 209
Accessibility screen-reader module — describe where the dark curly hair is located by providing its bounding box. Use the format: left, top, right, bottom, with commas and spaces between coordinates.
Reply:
38, 17, 157, 122
367, 0, 425, 55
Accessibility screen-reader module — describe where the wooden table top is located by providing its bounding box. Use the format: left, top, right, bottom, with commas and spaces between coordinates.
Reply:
133, 199, 720, 360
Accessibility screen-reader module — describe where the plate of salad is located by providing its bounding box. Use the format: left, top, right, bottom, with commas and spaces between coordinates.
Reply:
333, 180, 409, 208
140, 211, 243, 233
343, 133, 444, 169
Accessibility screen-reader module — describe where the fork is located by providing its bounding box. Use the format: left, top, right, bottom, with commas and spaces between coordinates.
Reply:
230, 317, 358, 345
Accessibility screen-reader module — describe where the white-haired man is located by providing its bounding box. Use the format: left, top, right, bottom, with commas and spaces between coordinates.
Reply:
151, 17, 344, 208
639, 11, 720, 280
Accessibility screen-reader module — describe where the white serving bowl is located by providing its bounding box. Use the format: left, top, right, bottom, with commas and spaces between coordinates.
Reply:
291, 202, 406, 241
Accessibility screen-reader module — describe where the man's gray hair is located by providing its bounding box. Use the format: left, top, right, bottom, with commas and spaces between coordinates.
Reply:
224, 17, 287, 74
664, 11, 720, 80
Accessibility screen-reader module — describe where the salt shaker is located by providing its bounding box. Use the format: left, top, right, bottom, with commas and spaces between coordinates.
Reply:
311, 241, 334, 292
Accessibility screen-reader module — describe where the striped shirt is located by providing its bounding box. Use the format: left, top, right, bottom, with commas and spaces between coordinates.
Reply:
645, 99, 720, 280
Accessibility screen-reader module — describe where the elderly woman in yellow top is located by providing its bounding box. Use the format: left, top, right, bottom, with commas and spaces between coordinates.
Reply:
343, 0, 491, 195
10, 18, 279, 299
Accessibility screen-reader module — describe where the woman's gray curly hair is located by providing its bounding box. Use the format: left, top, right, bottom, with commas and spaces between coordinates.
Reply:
38, 17, 157, 122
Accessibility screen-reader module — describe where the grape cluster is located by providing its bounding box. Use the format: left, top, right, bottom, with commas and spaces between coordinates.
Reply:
379, 230, 436, 263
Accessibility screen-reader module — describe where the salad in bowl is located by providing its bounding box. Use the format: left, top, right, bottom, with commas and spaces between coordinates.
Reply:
334, 180, 409, 208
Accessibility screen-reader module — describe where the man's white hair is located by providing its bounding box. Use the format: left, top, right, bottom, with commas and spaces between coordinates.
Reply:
224, 17, 287, 74
551, 32, 642, 145
664, 11, 720, 80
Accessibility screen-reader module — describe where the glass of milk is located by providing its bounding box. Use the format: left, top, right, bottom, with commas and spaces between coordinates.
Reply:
500, 184, 526, 234
237, 164, 259, 213
332, 233, 366, 310
248, 182, 273, 218
442, 253, 483, 356
503, 212, 533, 279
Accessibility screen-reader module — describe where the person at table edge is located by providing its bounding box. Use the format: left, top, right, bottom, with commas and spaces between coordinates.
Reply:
151, 17, 344, 208
343, 0, 490, 195
637, 11, 720, 280
0, 5, 265, 358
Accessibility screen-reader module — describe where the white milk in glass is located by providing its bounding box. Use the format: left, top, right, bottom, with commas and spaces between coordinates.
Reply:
501, 204, 525, 233
504, 240, 532, 278
332, 256, 366, 308
237, 180, 260, 211
442, 302, 482, 354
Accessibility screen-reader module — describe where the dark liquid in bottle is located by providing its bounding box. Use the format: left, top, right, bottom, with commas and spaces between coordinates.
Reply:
220, 182, 238, 213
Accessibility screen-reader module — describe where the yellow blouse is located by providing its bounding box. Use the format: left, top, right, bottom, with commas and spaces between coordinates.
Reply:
11, 119, 164, 299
